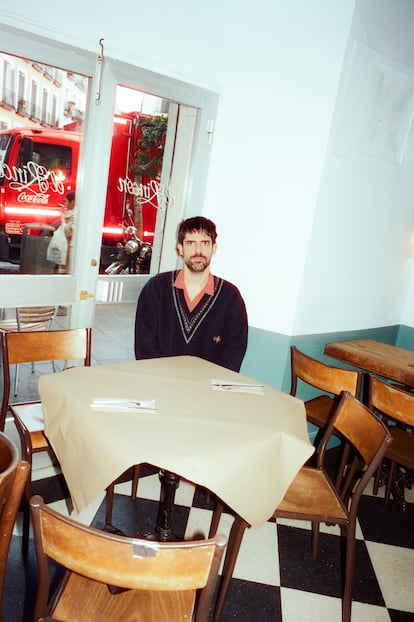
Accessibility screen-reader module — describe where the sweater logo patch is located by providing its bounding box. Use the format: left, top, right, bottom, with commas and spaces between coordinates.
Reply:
213, 335, 221, 343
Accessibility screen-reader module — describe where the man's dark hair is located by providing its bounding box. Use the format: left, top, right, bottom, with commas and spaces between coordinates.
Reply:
177, 216, 217, 245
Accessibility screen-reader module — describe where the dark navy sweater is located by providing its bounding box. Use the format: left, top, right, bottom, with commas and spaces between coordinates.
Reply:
134, 270, 248, 372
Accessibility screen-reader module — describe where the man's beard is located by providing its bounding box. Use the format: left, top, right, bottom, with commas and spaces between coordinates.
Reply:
185, 255, 210, 272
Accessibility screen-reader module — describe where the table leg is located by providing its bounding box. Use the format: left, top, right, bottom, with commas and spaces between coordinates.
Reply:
390, 467, 414, 511
376, 462, 412, 510
152, 470, 180, 541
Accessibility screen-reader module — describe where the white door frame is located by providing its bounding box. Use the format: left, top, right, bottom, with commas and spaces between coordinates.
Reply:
0, 23, 218, 331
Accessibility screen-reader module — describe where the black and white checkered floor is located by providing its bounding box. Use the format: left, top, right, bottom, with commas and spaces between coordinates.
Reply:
2, 303, 414, 621
3, 417, 414, 622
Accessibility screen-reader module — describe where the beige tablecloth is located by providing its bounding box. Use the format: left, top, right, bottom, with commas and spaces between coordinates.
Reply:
39, 356, 314, 528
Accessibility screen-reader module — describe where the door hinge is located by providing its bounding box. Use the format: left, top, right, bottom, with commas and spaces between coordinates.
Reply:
206, 120, 214, 145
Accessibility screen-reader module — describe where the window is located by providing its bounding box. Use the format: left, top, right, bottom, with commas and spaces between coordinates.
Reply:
17, 70, 26, 115
2, 60, 14, 108
41, 88, 48, 124
30, 80, 37, 119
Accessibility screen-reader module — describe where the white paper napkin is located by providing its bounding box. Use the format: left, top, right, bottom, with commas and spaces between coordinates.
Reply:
211, 379, 265, 395
90, 398, 157, 414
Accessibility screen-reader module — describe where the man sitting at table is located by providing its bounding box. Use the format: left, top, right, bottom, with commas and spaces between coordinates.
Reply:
134, 216, 248, 371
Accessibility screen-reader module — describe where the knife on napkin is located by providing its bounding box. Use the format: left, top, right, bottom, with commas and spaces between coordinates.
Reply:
90, 398, 157, 413
211, 379, 265, 395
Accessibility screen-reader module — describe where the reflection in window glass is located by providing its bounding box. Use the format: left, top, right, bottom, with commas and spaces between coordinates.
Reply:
101, 85, 168, 275
0, 56, 170, 277
0, 50, 86, 275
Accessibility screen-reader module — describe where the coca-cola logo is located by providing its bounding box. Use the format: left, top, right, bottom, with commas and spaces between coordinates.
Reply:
0, 160, 65, 195
17, 192, 51, 204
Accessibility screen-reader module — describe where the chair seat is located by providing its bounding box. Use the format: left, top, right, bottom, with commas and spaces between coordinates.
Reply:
51, 572, 196, 622
11, 404, 48, 454
387, 427, 414, 470
11, 402, 45, 433
275, 466, 348, 524
305, 395, 335, 428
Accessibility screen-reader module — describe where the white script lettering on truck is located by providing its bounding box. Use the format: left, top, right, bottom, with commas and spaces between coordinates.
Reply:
1, 161, 65, 197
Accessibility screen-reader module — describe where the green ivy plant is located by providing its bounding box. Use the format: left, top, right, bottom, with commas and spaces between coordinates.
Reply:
133, 115, 168, 179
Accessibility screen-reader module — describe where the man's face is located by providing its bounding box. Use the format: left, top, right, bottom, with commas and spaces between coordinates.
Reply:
178, 230, 217, 273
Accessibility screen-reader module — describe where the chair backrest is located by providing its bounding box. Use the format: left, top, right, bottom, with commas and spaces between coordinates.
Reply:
0, 328, 92, 431
16, 306, 57, 332
30, 495, 227, 622
318, 391, 392, 508
290, 345, 363, 398
368, 374, 414, 428
0, 433, 29, 622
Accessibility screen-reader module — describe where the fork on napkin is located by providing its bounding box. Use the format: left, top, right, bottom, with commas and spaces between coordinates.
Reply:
211, 379, 265, 395
90, 398, 157, 413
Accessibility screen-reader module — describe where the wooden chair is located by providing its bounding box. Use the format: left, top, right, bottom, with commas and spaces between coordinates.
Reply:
210, 391, 391, 622
0, 432, 30, 622
0, 328, 92, 554
0, 306, 58, 395
30, 494, 227, 622
368, 374, 414, 506
290, 345, 363, 443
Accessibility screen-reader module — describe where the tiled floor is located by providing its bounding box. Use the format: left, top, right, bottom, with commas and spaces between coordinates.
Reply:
2, 302, 414, 621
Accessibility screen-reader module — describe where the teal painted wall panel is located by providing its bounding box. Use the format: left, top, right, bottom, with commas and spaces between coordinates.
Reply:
240, 327, 290, 390
242, 324, 400, 393
241, 324, 401, 444
396, 325, 414, 350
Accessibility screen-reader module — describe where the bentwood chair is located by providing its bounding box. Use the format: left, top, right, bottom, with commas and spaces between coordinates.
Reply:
368, 374, 414, 507
210, 392, 391, 622
0, 306, 58, 395
290, 345, 363, 446
0, 328, 92, 554
30, 495, 227, 622
0, 433, 29, 622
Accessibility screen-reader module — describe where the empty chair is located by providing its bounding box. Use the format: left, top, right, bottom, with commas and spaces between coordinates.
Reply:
368, 374, 414, 507
0, 306, 57, 333
0, 328, 92, 553
290, 345, 363, 444
30, 494, 226, 622
207, 346, 364, 543
211, 391, 391, 622
0, 306, 58, 395
0, 432, 29, 622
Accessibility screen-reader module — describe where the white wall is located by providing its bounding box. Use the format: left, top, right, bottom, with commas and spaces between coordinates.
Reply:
201, 1, 356, 334
4, 1, 412, 336
293, 0, 414, 333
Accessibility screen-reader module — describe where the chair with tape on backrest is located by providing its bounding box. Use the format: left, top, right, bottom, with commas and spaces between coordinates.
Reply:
0, 328, 92, 554
0, 432, 29, 622
30, 494, 227, 622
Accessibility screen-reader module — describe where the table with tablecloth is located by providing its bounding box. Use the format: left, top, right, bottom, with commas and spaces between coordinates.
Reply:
39, 355, 314, 528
